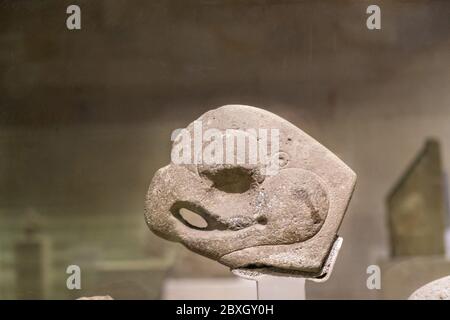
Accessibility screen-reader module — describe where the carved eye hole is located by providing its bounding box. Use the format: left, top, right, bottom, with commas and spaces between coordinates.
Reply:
178, 208, 208, 229
200, 167, 255, 193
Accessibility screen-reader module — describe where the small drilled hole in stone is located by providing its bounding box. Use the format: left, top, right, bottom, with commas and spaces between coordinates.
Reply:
277, 153, 289, 167
178, 208, 208, 229
256, 216, 267, 225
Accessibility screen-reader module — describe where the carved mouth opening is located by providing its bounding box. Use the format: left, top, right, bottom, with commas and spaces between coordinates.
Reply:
240, 263, 293, 274
241, 263, 269, 269
236, 264, 322, 278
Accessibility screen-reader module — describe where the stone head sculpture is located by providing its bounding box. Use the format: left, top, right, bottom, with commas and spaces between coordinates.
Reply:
145, 105, 356, 278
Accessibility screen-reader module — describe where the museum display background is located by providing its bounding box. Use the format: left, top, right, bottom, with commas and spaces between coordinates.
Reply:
1, 0, 450, 299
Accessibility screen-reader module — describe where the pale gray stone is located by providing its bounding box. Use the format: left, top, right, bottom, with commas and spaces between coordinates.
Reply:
409, 275, 450, 300
380, 256, 450, 299
145, 105, 356, 276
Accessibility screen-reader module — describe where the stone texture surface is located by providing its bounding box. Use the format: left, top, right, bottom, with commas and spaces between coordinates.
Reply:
409, 275, 450, 300
145, 105, 356, 275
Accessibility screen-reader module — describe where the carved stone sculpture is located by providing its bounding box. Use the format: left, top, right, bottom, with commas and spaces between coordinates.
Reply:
145, 105, 356, 277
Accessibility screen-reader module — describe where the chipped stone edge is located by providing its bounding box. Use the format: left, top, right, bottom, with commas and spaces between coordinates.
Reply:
231, 236, 343, 283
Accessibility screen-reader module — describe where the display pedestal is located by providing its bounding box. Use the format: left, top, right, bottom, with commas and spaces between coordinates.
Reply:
256, 275, 306, 300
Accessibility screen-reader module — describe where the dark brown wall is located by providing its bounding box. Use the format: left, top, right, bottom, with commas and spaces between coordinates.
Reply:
1, 0, 450, 299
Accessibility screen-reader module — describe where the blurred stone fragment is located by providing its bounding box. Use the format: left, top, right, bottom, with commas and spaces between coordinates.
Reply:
409, 275, 450, 300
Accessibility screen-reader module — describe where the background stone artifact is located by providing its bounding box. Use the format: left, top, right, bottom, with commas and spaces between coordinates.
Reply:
380, 139, 450, 299
145, 105, 356, 277
409, 275, 450, 300
387, 139, 445, 257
